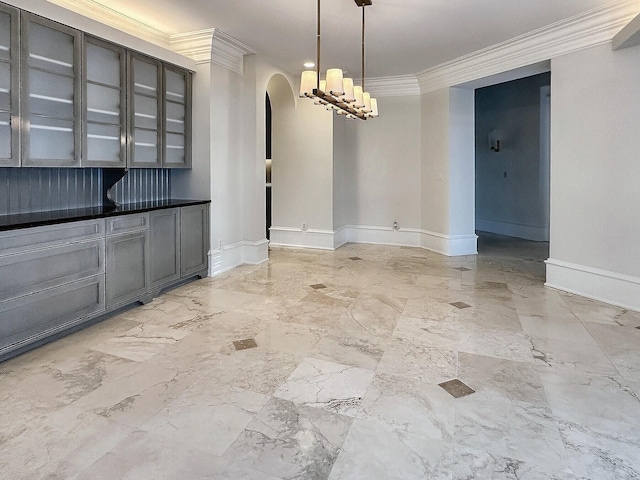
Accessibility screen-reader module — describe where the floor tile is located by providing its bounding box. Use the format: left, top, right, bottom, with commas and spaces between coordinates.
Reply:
273, 357, 374, 417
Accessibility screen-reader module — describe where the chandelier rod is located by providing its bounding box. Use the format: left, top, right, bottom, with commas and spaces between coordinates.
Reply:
317, 0, 321, 91
362, 4, 365, 92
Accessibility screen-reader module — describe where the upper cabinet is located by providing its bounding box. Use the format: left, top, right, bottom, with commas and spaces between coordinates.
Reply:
0, 4, 19, 167
163, 65, 191, 168
128, 53, 162, 168
1, 4, 193, 169
83, 37, 127, 168
128, 55, 192, 169
21, 14, 82, 167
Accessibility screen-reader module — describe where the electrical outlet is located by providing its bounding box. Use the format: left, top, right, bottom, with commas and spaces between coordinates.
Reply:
218, 239, 222, 249
302, 222, 307, 231
393, 221, 399, 230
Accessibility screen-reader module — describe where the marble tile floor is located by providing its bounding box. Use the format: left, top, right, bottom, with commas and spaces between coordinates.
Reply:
1, 233, 640, 479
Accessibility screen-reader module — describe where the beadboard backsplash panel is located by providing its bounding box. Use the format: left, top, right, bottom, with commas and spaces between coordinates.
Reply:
0, 168, 103, 215
0, 168, 171, 215
110, 168, 171, 205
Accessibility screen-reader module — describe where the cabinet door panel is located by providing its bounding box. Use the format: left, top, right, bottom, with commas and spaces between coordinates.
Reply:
180, 204, 209, 277
83, 37, 126, 168
22, 14, 81, 167
0, 239, 105, 302
106, 231, 150, 308
150, 209, 180, 289
129, 54, 162, 168
0, 275, 105, 352
163, 65, 191, 168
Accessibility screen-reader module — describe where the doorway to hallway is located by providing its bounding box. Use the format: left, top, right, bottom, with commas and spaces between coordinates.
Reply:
474, 72, 551, 275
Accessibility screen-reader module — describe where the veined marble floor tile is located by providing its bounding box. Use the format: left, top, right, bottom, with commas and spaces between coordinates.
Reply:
0, 404, 132, 480
519, 315, 597, 345
327, 418, 453, 480
458, 327, 535, 364
393, 316, 460, 351
454, 391, 570, 478
530, 337, 618, 376
140, 383, 269, 457
309, 333, 387, 371
254, 320, 328, 356
541, 372, 640, 479
224, 397, 352, 480
91, 323, 192, 362
452, 444, 576, 480
376, 339, 458, 384
358, 373, 455, 443
274, 357, 375, 417
457, 352, 548, 406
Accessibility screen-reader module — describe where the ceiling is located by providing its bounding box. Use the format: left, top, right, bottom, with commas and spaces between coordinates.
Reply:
60, 0, 628, 78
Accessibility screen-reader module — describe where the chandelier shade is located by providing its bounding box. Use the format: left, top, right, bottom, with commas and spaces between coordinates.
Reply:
299, 0, 379, 120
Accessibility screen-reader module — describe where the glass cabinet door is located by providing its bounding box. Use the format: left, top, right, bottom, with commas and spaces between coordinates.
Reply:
83, 37, 126, 167
129, 53, 162, 168
163, 66, 191, 168
21, 14, 81, 167
0, 4, 19, 166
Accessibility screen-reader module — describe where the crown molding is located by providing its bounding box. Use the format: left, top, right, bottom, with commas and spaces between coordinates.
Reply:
613, 12, 640, 49
46, 0, 171, 48
417, 0, 640, 94
356, 75, 420, 97
170, 29, 256, 74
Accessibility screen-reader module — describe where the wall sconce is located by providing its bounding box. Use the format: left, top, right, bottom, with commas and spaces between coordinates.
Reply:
489, 129, 501, 153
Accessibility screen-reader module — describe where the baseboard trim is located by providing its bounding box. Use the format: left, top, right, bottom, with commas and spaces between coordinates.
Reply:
545, 258, 640, 312
269, 227, 336, 250
270, 224, 477, 257
208, 239, 269, 277
476, 218, 549, 242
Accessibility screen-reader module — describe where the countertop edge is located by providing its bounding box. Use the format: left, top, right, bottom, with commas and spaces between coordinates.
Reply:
0, 199, 211, 232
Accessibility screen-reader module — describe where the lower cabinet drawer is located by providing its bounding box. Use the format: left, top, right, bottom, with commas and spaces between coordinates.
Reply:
0, 239, 105, 302
0, 275, 105, 353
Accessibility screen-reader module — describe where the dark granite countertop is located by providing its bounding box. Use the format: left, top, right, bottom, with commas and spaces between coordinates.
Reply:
0, 199, 211, 232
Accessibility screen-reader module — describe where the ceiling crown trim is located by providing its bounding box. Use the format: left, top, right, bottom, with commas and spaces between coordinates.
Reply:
417, 0, 640, 94
46, 0, 171, 47
356, 75, 420, 97
170, 29, 256, 73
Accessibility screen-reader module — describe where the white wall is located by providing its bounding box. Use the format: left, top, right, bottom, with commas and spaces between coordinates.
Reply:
420, 88, 477, 255
268, 79, 335, 248
342, 96, 422, 231
332, 115, 356, 231
475, 73, 551, 241
547, 42, 640, 311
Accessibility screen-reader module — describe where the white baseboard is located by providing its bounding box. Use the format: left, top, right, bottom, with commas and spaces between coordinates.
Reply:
421, 230, 478, 256
269, 227, 335, 250
476, 218, 549, 242
545, 258, 640, 313
208, 239, 269, 277
270, 224, 477, 257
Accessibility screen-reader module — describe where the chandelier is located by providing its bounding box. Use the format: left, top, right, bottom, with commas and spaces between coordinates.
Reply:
299, 0, 379, 120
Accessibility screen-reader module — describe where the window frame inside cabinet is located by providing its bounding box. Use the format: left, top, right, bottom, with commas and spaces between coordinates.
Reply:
127, 51, 163, 169
82, 35, 127, 168
162, 63, 192, 169
0, 3, 20, 167
20, 12, 82, 168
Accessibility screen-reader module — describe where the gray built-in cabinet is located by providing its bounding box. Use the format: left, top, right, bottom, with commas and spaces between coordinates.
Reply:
0, 203, 209, 361
0, 2, 192, 168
